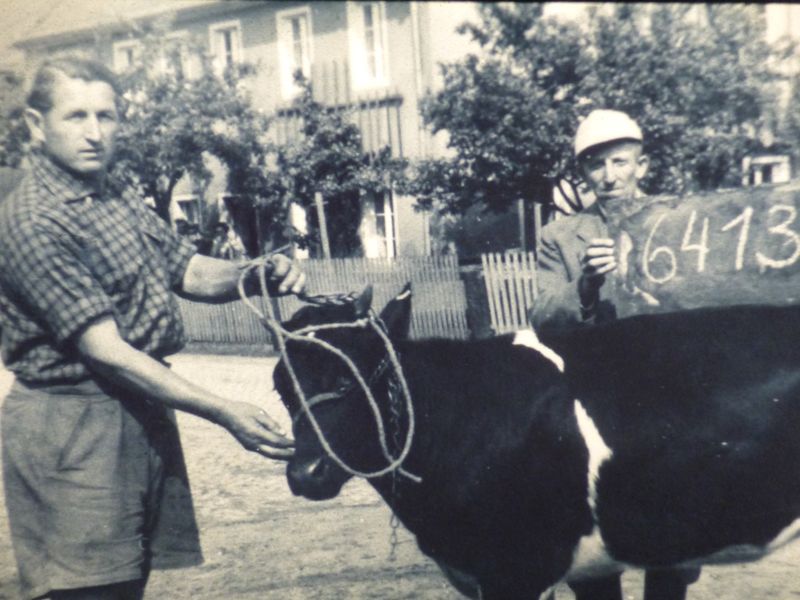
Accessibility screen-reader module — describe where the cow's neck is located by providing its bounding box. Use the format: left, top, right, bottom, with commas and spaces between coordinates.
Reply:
367, 335, 567, 527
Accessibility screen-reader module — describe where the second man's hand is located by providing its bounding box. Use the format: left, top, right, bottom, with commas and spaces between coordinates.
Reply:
578, 237, 617, 309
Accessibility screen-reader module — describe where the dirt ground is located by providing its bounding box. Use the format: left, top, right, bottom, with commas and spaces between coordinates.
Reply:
0, 354, 799, 600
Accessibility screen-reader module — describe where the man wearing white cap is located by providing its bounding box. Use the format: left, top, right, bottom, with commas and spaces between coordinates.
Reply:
530, 110, 701, 599
530, 109, 648, 330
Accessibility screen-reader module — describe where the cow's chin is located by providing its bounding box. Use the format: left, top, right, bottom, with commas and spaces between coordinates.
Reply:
287, 456, 349, 501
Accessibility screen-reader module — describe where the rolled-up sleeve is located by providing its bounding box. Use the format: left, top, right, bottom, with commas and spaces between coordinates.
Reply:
0, 218, 113, 344
140, 207, 196, 287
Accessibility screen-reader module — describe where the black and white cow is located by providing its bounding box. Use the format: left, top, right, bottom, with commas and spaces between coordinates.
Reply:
273, 285, 800, 599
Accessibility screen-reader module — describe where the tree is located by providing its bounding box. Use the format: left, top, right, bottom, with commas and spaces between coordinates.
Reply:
403, 4, 583, 215
580, 4, 783, 194
408, 4, 791, 218
269, 77, 405, 258
786, 74, 800, 168
0, 70, 27, 168
109, 20, 277, 248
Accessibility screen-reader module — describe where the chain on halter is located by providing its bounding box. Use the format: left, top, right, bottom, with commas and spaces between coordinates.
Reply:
237, 254, 421, 484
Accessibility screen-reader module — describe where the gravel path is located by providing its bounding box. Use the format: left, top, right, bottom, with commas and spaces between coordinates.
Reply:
0, 354, 798, 599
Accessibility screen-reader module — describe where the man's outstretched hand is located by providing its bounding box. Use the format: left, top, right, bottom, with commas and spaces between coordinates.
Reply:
220, 401, 295, 460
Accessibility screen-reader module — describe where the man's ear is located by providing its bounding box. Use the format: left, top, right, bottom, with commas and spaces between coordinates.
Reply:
635, 154, 650, 181
23, 108, 45, 147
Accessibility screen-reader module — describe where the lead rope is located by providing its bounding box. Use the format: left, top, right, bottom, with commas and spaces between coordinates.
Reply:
237, 256, 421, 484
388, 371, 403, 561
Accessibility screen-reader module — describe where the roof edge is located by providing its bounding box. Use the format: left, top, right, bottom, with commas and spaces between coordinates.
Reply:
13, 0, 254, 51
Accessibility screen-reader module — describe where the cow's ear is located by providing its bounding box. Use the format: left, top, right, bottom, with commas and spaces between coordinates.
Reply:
379, 282, 412, 340
352, 285, 373, 318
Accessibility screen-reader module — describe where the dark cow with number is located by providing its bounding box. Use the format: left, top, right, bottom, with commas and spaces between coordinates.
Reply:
273, 285, 800, 599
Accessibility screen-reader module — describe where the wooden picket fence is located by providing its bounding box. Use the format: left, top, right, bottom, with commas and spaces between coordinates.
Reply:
178, 255, 470, 345
481, 251, 538, 335
177, 295, 275, 345
276, 255, 470, 340
179, 253, 540, 344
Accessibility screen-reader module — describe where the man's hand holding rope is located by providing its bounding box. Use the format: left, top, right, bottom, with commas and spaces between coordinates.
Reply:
221, 251, 306, 460
268, 253, 307, 296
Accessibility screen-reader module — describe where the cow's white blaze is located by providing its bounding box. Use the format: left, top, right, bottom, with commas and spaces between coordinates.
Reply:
565, 400, 624, 580
513, 329, 564, 372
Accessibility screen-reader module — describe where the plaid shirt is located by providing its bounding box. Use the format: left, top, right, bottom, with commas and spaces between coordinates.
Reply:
0, 152, 197, 384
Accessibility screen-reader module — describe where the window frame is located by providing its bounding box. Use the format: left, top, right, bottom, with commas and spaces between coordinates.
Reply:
276, 5, 314, 100
172, 194, 202, 226
112, 39, 142, 73
362, 190, 396, 258
208, 19, 243, 75
347, 1, 390, 91
160, 30, 196, 78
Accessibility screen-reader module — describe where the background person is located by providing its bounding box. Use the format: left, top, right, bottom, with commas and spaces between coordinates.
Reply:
529, 109, 700, 600
530, 109, 649, 332
0, 57, 305, 600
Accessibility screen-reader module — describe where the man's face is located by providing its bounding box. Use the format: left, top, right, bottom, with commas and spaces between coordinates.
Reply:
579, 142, 649, 202
25, 73, 119, 178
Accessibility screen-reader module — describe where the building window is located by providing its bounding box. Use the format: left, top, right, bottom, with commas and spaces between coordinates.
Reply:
347, 1, 389, 90
209, 20, 242, 75
114, 34, 196, 78
742, 155, 792, 186
277, 6, 313, 100
113, 40, 141, 72
363, 4, 380, 79
172, 194, 201, 225
361, 191, 396, 258
161, 31, 196, 78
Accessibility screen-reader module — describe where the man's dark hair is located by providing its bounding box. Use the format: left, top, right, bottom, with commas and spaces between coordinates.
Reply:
27, 57, 122, 113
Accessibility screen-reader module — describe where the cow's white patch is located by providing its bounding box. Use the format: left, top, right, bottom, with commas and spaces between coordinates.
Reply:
564, 400, 622, 580
395, 288, 412, 301
513, 329, 564, 373
566, 527, 625, 580
573, 399, 612, 513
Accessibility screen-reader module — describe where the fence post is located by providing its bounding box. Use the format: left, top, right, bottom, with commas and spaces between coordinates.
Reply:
517, 199, 526, 251
533, 202, 543, 260
314, 192, 332, 258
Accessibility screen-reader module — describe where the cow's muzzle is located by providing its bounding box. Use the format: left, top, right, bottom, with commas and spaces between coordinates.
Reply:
287, 456, 346, 500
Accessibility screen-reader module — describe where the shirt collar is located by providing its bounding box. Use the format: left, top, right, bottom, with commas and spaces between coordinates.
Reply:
29, 151, 105, 204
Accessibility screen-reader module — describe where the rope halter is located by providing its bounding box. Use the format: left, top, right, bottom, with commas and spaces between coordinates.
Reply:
238, 255, 421, 483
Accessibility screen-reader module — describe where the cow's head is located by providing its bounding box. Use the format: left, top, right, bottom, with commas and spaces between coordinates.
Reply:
274, 284, 412, 500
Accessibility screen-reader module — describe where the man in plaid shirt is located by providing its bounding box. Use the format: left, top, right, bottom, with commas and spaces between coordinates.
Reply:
0, 57, 305, 600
